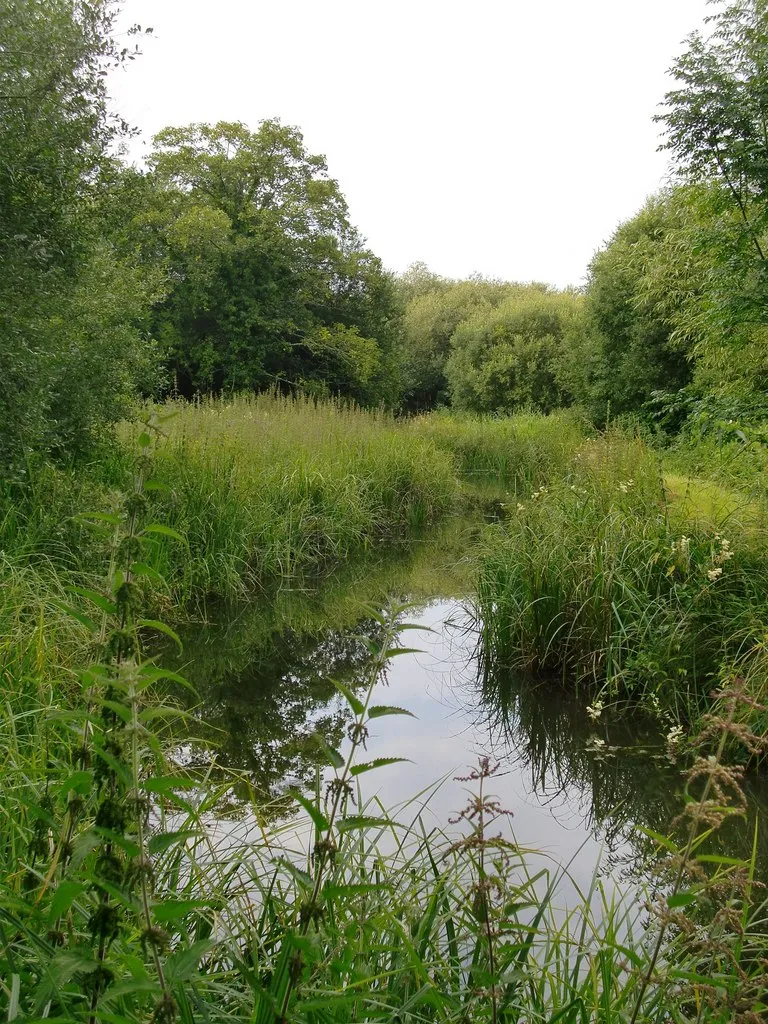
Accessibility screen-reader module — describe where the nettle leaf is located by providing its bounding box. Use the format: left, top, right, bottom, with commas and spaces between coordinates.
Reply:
138, 618, 183, 651
48, 881, 86, 923
141, 523, 188, 548
668, 891, 697, 908
312, 733, 344, 769
153, 899, 212, 922
165, 939, 215, 983
331, 678, 364, 715
143, 479, 171, 494
290, 789, 330, 831
69, 586, 117, 616
56, 770, 93, 796
52, 600, 97, 633
367, 705, 417, 720
148, 830, 197, 856
130, 561, 168, 587
274, 857, 313, 888
350, 757, 410, 776
73, 511, 121, 526
143, 775, 198, 795
323, 883, 388, 898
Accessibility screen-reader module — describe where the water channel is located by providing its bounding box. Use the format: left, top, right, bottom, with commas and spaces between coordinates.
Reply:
163, 510, 768, 899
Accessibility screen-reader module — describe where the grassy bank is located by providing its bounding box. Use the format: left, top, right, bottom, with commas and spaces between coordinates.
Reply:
1, 400, 768, 1020
475, 428, 768, 741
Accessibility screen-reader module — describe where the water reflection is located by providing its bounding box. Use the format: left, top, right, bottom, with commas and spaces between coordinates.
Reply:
165, 577, 768, 886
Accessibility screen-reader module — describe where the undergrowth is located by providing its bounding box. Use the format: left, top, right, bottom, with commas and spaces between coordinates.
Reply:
1, 406, 767, 1020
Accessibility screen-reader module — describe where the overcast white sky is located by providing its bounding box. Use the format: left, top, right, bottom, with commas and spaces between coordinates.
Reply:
110, 0, 712, 288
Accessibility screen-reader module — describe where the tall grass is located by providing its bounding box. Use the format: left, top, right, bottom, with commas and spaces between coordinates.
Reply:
409, 406, 588, 485
1, 406, 767, 1020
475, 430, 768, 732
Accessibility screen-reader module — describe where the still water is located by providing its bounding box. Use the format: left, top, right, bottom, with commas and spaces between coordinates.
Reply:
164, 526, 768, 893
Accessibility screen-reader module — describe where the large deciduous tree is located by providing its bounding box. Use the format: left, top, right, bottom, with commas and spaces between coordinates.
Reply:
445, 287, 583, 415
144, 121, 400, 405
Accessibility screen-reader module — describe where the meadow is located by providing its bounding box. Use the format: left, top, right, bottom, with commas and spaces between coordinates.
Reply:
1, 394, 767, 1021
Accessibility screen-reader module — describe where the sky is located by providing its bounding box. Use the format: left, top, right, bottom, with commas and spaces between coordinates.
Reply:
109, 0, 713, 289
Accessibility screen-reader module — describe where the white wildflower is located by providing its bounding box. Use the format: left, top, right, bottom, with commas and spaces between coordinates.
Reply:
707, 567, 723, 582
586, 699, 604, 721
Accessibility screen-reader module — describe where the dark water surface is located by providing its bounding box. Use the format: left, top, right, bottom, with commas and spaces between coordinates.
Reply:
164, 520, 768, 893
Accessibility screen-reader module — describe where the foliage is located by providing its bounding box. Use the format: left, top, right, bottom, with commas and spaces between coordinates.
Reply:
0, 0, 159, 468
140, 120, 400, 405
445, 287, 584, 414
649, 0, 768, 425
396, 270, 520, 411
475, 428, 768, 737
569, 193, 695, 424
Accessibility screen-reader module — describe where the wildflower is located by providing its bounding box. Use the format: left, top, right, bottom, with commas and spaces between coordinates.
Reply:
586, 699, 604, 721
516, 503, 525, 512
618, 478, 635, 493
707, 567, 723, 582
667, 725, 684, 746
586, 736, 606, 750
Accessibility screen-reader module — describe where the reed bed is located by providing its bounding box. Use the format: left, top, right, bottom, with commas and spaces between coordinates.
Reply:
475, 430, 768, 731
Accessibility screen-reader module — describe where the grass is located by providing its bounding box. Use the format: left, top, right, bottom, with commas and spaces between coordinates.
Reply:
475, 428, 768, 740
1, 399, 767, 1020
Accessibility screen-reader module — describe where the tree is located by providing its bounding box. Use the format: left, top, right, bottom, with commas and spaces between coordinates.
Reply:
143, 121, 400, 404
656, 0, 768, 421
572, 194, 695, 423
445, 287, 583, 415
396, 272, 520, 411
0, 0, 157, 467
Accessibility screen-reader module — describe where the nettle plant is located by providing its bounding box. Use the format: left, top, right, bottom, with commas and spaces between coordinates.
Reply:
5, 418, 204, 1022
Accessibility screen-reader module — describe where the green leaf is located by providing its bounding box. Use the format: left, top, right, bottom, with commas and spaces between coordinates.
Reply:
56, 770, 93, 796
142, 775, 198, 794
49, 881, 86, 923
143, 480, 171, 494
69, 586, 117, 616
636, 827, 677, 852
130, 561, 168, 587
336, 815, 393, 833
274, 857, 313, 888
148, 830, 197, 855
667, 891, 697, 908
141, 523, 188, 547
51, 600, 97, 633
153, 899, 211, 922
165, 939, 215, 983
137, 618, 183, 651
290, 789, 330, 831
382, 647, 422, 657
137, 431, 152, 448
312, 733, 344, 769
367, 705, 417, 719
74, 511, 121, 526
323, 883, 388, 898
331, 678, 364, 715
350, 757, 410, 776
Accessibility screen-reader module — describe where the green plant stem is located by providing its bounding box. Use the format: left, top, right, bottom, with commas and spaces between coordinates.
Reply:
628, 692, 738, 1024
275, 610, 399, 1022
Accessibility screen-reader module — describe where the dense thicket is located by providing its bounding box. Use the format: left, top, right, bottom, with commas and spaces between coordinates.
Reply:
0, 0, 159, 469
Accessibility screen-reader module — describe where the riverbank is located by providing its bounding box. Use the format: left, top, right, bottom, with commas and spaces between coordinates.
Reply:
2, 396, 768, 1020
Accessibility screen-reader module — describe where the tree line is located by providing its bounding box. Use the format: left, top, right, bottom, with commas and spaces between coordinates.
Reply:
3, 0, 768, 470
